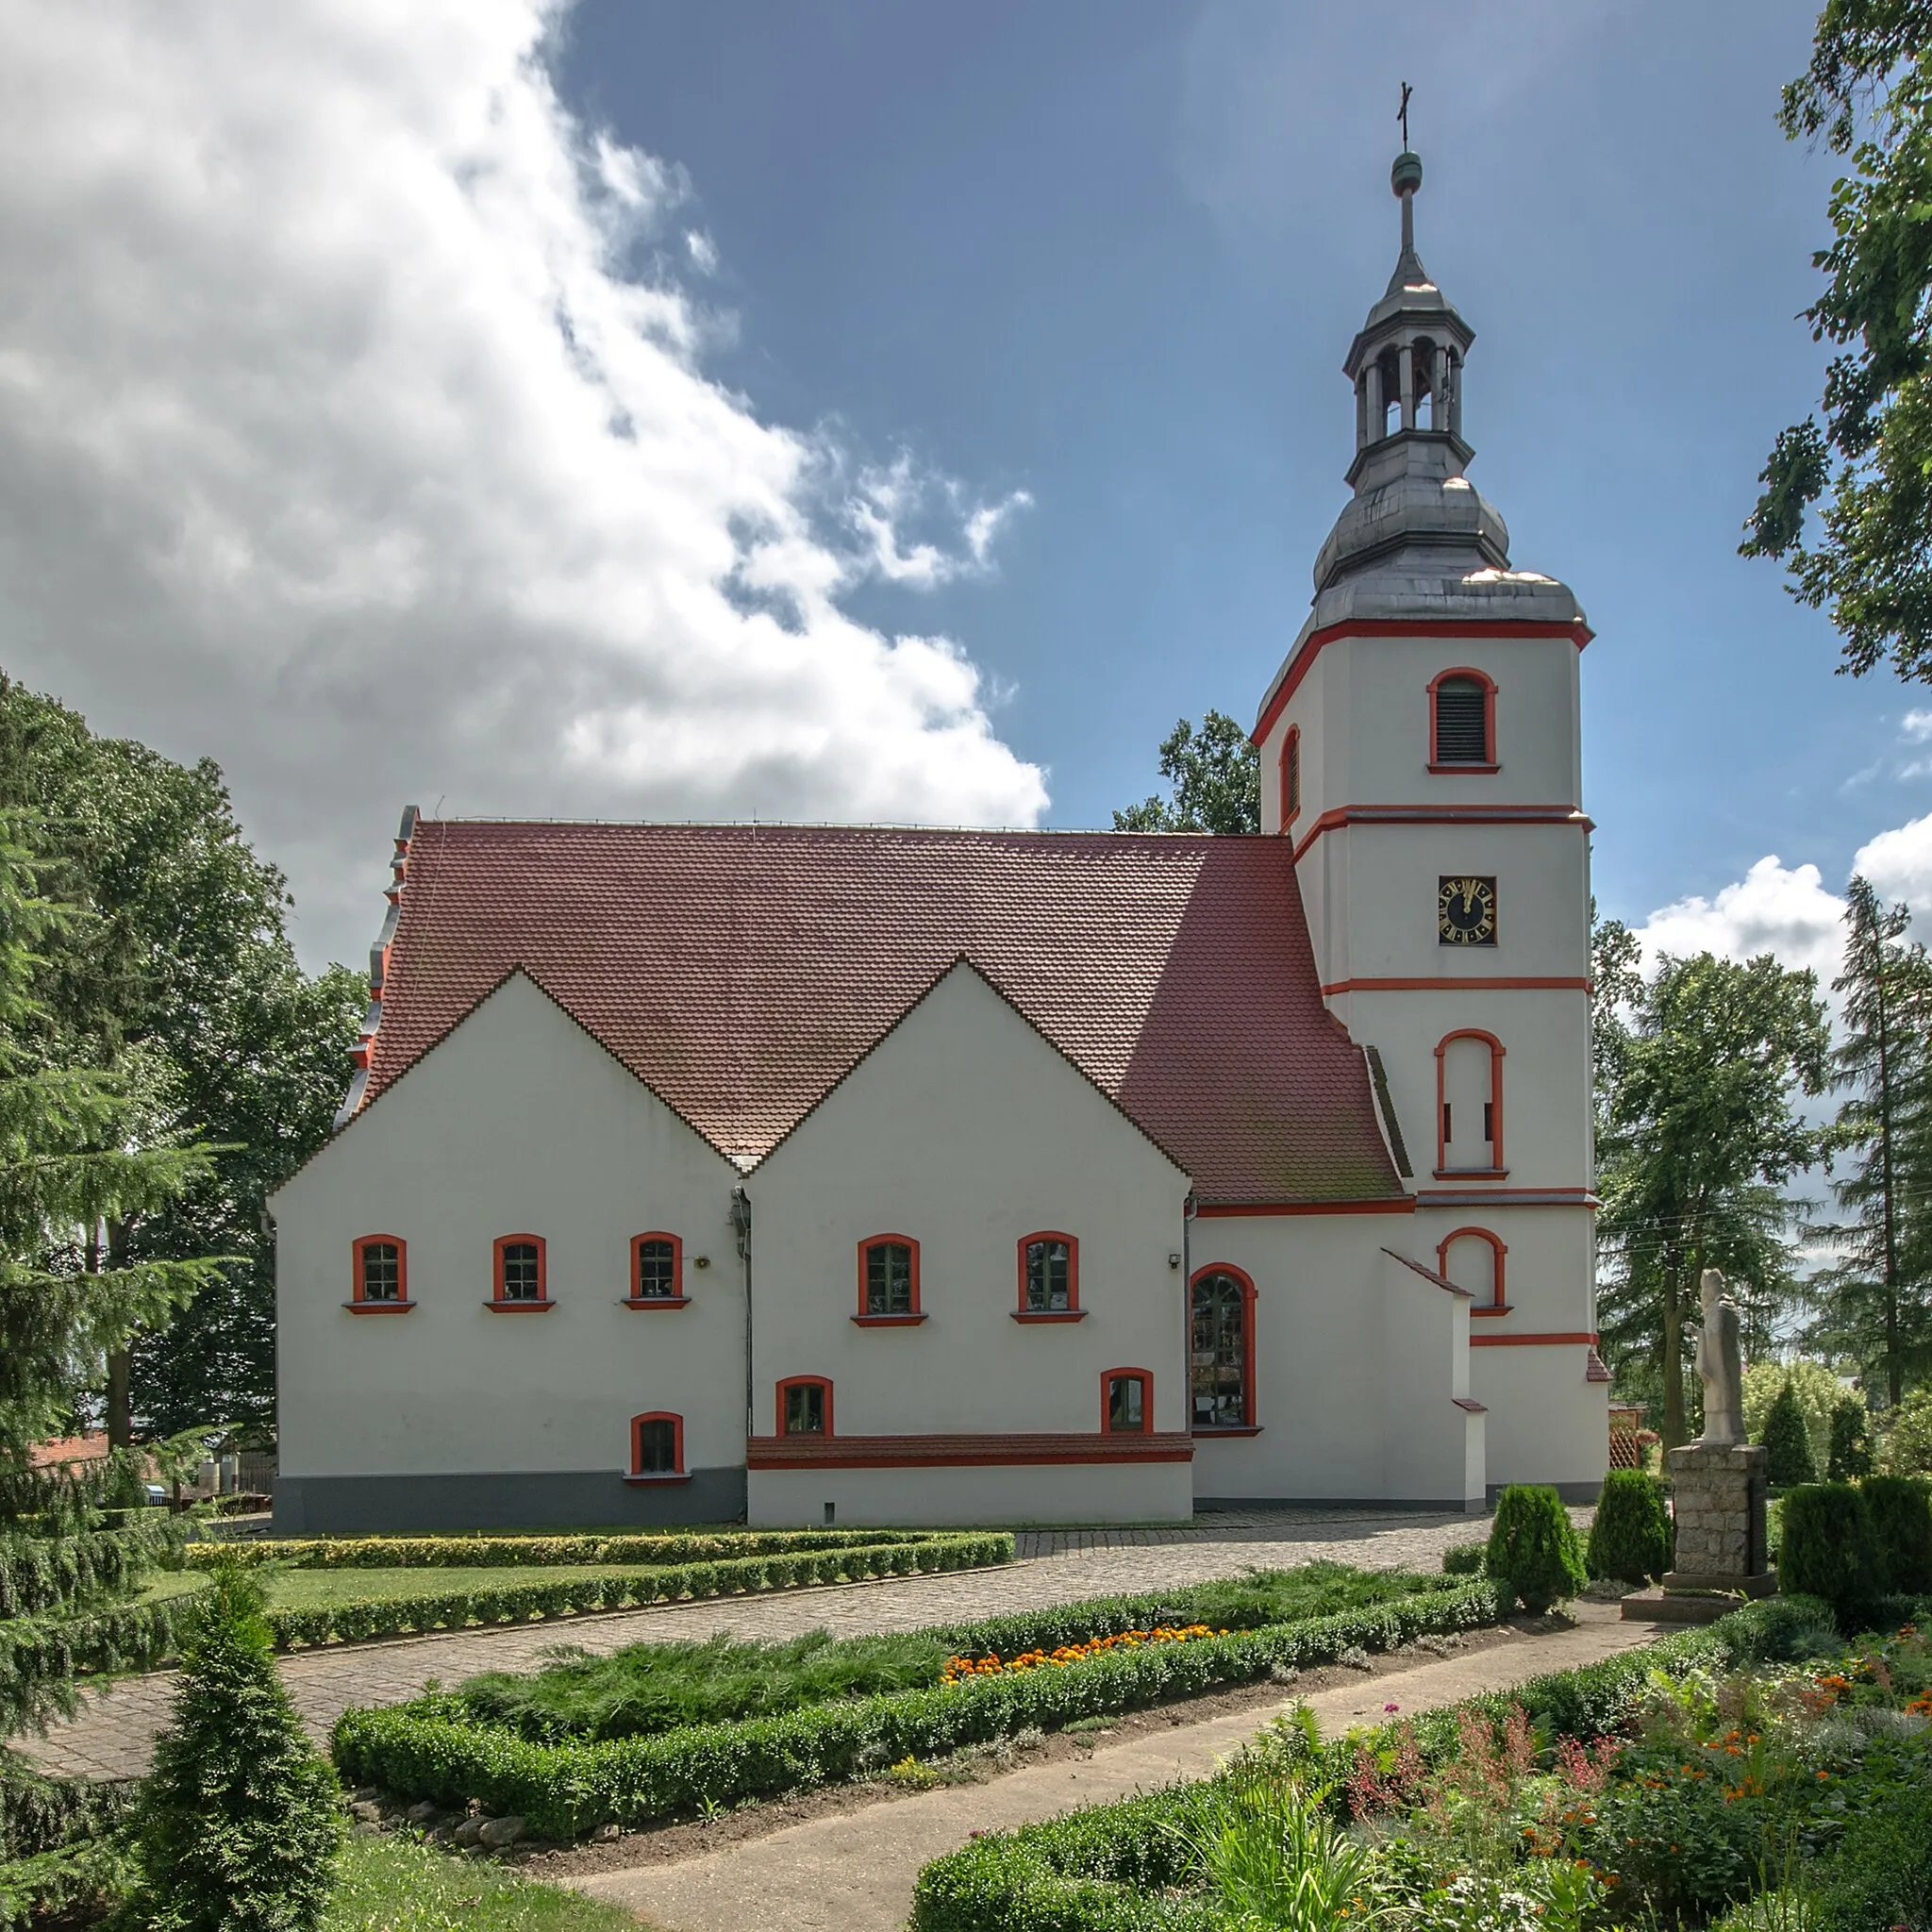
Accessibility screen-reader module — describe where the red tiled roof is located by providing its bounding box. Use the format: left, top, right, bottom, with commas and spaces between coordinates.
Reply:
363, 822, 1406, 1206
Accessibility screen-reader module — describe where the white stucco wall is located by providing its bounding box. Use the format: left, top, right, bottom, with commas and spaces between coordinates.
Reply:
272, 974, 745, 1498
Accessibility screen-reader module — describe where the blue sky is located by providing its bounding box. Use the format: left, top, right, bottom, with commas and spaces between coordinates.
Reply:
0, 0, 1916, 974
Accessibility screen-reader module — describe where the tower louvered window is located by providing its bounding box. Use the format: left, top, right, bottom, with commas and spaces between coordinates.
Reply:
1433, 677, 1490, 764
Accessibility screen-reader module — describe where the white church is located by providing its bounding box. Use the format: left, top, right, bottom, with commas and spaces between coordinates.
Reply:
271, 150, 1607, 1532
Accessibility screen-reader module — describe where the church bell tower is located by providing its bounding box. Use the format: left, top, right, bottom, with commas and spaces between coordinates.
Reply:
1253, 144, 1607, 1492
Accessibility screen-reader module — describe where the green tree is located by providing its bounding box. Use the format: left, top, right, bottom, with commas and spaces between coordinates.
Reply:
1595, 951, 1830, 1448
1814, 874, 1932, 1405
1112, 710, 1260, 834
1742, 1357, 1846, 1472
1828, 1391, 1876, 1475
1742, 1, 1932, 679
1760, 1376, 1821, 1485
0, 676, 363, 1438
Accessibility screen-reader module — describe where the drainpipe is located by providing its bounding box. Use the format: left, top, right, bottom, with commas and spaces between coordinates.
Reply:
730, 1185, 753, 1450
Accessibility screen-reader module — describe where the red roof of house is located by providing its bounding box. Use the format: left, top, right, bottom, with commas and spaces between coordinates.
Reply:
361, 822, 1406, 1207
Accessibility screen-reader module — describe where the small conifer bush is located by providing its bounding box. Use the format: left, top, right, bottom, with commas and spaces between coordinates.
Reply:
1826, 1394, 1874, 1479
1485, 1485, 1586, 1614
1861, 1474, 1932, 1596
1585, 1470, 1672, 1586
1760, 1379, 1819, 1488
1778, 1481, 1880, 1628
129, 1560, 344, 1932
1441, 1541, 1487, 1576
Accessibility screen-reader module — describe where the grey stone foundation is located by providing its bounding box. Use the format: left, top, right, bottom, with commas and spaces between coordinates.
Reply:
274, 1466, 747, 1535
1663, 1441, 1772, 1597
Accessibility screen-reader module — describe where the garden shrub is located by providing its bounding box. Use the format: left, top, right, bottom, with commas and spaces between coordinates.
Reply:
1878, 1387, 1932, 1475
1827, 1394, 1874, 1480
1484, 1485, 1585, 1613
1814, 1766, 1932, 1932
1861, 1474, 1932, 1596
1585, 1469, 1672, 1585
1760, 1378, 1819, 1487
1778, 1483, 1881, 1626
1440, 1541, 1486, 1576
129, 1562, 343, 1932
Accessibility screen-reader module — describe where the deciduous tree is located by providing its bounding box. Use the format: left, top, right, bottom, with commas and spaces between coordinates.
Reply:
1112, 711, 1259, 834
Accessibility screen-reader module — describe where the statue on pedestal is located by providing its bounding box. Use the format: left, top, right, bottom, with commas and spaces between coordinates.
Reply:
1690, 1267, 1744, 1447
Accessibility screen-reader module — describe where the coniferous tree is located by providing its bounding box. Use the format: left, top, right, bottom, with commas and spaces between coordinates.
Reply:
1828, 1392, 1876, 1478
1761, 1377, 1821, 1487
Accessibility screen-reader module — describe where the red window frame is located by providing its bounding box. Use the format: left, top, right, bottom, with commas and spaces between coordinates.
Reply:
1014, 1232, 1083, 1322
1189, 1263, 1257, 1432
854, 1234, 925, 1325
1280, 724, 1301, 830
1439, 1226, 1510, 1315
347, 1234, 411, 1313
625, 1231, 689, 1307
1100, 1367, 1153, 1435
1434, 1029, 1507, 1177
487, 1232, 553, 1311
776, 1375, 834, 1438
1427, 667, 1499, 773
626, 1410, 690, 1483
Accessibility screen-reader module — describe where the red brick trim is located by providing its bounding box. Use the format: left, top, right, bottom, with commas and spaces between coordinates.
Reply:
745, 1431, 1193, 1469
1193, 1199, 1414, 1217
1325, 977, 1589, 995
1469, 1331, 1599, 1347
1292, 804, 1589, 865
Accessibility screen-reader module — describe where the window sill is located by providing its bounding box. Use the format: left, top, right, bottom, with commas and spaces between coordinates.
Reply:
851, 1312, 928, 1327
1432, 1169, 1509, 1181
482, 1299, 557, 1313
1427, 762, 1501, 775
1191, 1424, 1263, 1438
620, 1296, 692, 1309
343, 1300, 415, 1315
1011, 1309, 1086, 1324
622, 1471, 692, 1485
1470, 1303, 1515, 1318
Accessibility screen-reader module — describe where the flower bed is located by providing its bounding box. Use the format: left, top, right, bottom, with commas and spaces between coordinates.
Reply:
330, 1573, 1501, 1836
942, 1625, 1221, 1683
908, 1594, 1925, 1932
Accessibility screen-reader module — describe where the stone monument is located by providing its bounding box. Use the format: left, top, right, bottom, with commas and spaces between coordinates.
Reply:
1653, 1269, 1773, 1619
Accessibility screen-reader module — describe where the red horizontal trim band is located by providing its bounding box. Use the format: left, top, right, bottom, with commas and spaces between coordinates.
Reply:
851, 1312, 930, 1327
1010, 1309, 1088, 1324
1327, 979, 1590, 995
1292, 804, 1590, 864
342, 1301, 415, 1315
1469, 1305, 1516, 1318
1416, 1189, 1597, 1208
745, 1431, 1194, 1469
620, 1296, 692, 1309
1194, 1198, 1416, 1217
1470, 1331, 1599, 1347
481, 1299, 556, 1313
1254, 617, 1593, 744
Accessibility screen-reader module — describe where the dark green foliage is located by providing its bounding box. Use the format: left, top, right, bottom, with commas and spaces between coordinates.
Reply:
1111, 712, 1258, 835
0, 1597, 182, 1738
0, 1520, 177, 1620
1761, 1378, 1821, 1486
1862, 1473, 1932, 1594
1586, 1469, 1673, 1585
1780, 1482, 1882, 1624
1485, 1485, 1587, 1613
129, 1563, 342, 1932
1829, 1393, 1876, 1478
331, 1581, 1503, 1837
1816, 1763, 1932, 1932
1441, 1541, 1486, 1575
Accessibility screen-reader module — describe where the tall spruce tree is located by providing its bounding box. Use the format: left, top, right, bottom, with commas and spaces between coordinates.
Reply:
1817, 874, 1932, 1405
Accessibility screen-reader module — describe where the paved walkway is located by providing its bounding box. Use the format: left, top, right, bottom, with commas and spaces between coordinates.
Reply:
577, 1603, 1659, 1932
24, 1508, 1499, 1780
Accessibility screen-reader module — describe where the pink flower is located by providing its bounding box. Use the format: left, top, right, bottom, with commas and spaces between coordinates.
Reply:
1385, 1703, 1400, 1712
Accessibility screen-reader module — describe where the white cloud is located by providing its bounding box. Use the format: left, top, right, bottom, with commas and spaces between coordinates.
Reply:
1901, 710, 1932, 742
0, 0, 1045, 968
1632, 856, 1846, 983
1853, 813, 1932, 929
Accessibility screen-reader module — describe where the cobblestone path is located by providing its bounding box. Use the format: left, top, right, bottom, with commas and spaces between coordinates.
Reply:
24, 1507, 1502, 1780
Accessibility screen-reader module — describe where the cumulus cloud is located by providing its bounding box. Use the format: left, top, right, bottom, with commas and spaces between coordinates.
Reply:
1853, 814, 1932, 928
0, 0, 1045, 967
1632, 856, 1846, 983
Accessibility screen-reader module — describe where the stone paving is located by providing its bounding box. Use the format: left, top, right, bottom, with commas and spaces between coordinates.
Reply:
23, 1507, 1503, 1781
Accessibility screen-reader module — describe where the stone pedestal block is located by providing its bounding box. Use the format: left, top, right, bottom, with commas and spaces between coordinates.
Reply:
1662, 1441, 1772, 1600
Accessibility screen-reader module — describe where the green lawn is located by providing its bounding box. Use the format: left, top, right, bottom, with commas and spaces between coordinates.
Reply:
145, 1564, 704, 1610
324, 1835, 632, 1932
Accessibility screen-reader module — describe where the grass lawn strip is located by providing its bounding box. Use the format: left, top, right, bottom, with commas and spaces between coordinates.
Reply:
324, 1832, 633, 1932
331, 1570, 1500, 1835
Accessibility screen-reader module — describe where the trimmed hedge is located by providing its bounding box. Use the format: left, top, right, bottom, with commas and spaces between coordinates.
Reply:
1862, 1474, 1932, 1596
330, 1578, 1503, 1837
907, 1594, 1837, 1932
1585, 1471, 1672, 1586
186, 1526, 954, 1572
261, 1533, 1012, 1650
1441, 1541, 1487, 1576
1780, 1482, 1881, 1624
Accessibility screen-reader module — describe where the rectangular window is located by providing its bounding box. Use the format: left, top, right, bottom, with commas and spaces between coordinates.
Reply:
499, 1241, 541, 1301
359, 1242, 400, 1303
1104, 1371, 1149, 1434
864, 1241, 913, 1316
1433, 679, 1491, 763
637, 1240, 677, 1298
636, 1417, 678, 1474
784, 1383, 826, 1436
1024, 1238, 1072, 1312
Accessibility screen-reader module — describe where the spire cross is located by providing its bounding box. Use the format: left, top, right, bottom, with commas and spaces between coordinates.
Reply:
1397, 80, 1412, 151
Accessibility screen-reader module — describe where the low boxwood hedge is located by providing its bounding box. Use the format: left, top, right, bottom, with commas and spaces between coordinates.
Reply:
260, 1533, 1012, 1649
186, 1526, 951, 1572
330, 1578, 1503, 1837
907, 1593, 1839, 1932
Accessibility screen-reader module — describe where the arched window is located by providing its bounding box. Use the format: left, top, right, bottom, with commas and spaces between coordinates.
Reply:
1016, 1233, 1081, 1319
1190, 1265, 1256, 1431
625, 1232, 688, 1307
628, 1411, 686, 1479
348, 1235, 410, 1312
489, 1233, 552, 1309
777, 1375, 833, 1437
1279, 726, 1301, 830
855, 1235, 924, 1324
1428, 668, 1497, 771
1101, 1368, 1152, 1435
1436, 1031, 1505, 1175
1438, 1227, 1508, 1313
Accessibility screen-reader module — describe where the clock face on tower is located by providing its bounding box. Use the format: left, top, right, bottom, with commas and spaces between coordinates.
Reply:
1438, 874, 1498, 947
